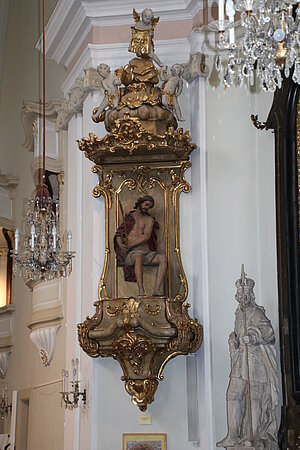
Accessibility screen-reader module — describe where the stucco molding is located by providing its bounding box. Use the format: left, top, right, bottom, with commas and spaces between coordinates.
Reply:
29, 325, 62, 366
0, 173, 18, 228
0, 305, 15, 377
0, 351, 10, 379
21, 100, 61, 152
42, 0, 204, 67
27, 279, 64, 366
56, 67, 101, 130
183, 53, 209, 83
0, 174, 18, 190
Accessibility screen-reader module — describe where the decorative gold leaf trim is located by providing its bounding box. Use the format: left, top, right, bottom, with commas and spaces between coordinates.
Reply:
77, 118, 196, 164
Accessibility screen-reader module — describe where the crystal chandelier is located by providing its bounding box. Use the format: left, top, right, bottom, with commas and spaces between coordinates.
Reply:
12, 0, 75, 283
206, 0, 300, 91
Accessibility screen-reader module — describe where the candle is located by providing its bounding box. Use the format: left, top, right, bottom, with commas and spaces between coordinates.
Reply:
65, 370, 69, 392
62, 369, 65, 392
75, 358, 79, 382
15, 228, 19, 254
67, 231, 72, 253
219, 0, 224, 22
31, 224, 35, 251
52, 225, 57, 251
229, 18, 235, 44
71, 359, 75, 385
226, 0, 235, 44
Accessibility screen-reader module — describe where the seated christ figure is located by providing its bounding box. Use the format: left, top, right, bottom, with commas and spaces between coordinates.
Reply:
114, 195, 167, 297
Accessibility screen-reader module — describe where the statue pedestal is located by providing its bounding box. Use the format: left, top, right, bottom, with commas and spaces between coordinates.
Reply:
228, 447, 256, 450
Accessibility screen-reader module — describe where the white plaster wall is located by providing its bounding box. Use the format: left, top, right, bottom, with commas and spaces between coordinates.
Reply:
0, 0, 67, 448
205, 79, 279, 445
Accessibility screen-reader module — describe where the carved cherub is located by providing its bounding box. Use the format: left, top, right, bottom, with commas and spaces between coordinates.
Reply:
160, 64, 185, 122
128, 8, 164, 68
92, 64, 122, 122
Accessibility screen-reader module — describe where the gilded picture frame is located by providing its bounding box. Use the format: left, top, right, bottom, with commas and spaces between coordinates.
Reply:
123, 433, 167, 450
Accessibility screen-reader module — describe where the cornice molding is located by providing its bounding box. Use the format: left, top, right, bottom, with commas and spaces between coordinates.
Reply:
42, 0, 204, 67
21, 100, 61, 152
0, 174, 18, 190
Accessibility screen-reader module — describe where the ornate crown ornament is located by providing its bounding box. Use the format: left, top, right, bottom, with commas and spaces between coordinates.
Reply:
77, 7, 202, 411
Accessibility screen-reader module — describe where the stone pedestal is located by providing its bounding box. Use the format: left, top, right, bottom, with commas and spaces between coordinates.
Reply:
228, 447, 256, 450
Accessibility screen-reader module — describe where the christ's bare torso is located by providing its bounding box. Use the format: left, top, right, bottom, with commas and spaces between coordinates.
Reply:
127, 210, 154, 251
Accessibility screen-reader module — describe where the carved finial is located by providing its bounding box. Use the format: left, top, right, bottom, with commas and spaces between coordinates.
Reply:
241, 263, 245, 285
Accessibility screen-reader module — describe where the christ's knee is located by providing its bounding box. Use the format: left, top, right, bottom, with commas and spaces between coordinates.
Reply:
134, 254, 143, 267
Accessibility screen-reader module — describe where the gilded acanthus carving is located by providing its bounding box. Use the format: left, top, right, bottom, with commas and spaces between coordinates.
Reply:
77, 121, 196, 165
77, 8, 202, 410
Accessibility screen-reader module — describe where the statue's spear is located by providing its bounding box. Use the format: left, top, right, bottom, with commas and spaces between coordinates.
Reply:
118, 200, 128, 247
241, 264, 254, 445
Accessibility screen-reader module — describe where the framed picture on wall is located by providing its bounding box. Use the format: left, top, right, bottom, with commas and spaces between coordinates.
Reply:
123, 433, 167, 450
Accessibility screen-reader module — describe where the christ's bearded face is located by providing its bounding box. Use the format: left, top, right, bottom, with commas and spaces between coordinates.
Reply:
139, 200, 153, 214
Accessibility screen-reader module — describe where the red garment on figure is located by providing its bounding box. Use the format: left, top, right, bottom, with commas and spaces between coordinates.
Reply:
114, 212, 159, 282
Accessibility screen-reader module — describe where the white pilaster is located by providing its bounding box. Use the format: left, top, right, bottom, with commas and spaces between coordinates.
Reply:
64, 112, 83, 450
78, 91, 102, 450
189, 75, 214, 449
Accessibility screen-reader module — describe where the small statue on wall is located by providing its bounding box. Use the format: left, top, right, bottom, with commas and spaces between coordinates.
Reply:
129, 8, 164, 68
160, 64, 185, 122
114, 195, 167, 297
92, 63, 121, 122
217, 266, 279, 449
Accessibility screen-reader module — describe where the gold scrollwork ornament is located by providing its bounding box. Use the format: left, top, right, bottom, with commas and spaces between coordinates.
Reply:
77, 8, 202, 411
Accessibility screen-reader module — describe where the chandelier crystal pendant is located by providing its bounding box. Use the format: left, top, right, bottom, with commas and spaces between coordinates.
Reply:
11, 0, 75, 283
206, 0, 300, 91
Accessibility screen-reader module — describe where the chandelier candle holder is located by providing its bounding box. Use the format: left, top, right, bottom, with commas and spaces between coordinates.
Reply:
206, 0, 300, 91
12, 191, 75, 282
60, 358, 86, 410
11, 0, 75, 282
0, 383, 11, 420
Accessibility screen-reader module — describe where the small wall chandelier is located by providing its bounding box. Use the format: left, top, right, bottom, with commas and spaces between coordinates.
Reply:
206, 0, 300, 91
61, 359, 86, 410
11, 0, 74, 282
0, 384, 11, 420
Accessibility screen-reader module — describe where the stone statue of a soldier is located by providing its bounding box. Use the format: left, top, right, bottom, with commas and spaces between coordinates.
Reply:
217, 267, 279, 449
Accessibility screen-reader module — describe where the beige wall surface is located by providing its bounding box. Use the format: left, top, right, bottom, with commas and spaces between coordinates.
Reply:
0, 0, 66, 449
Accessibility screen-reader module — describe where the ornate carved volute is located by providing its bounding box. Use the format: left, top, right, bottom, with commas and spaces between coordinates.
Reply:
77, 8, 202, 411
